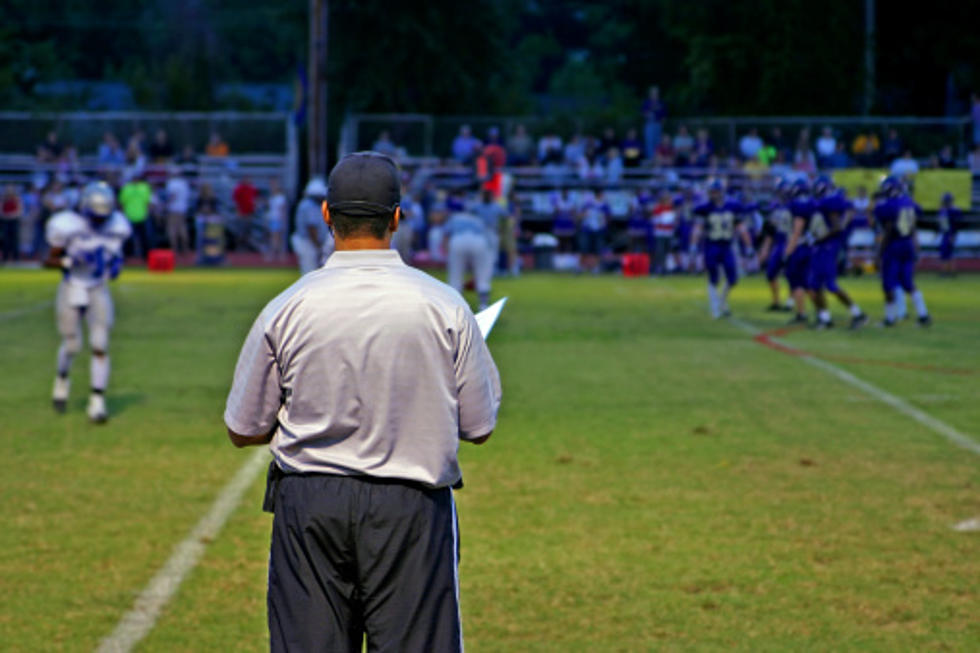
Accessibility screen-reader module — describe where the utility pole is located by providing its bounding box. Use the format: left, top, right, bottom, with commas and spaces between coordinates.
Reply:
308, 0, 329, 176
863, 0, 875, 115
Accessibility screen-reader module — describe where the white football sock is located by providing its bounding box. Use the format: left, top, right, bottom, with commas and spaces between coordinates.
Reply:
912, 290, 928, 317
894, 287, 907, 317
849, 303, 863, 317
884, 301, 896, 321
707, 283, 721, 318
819, 309, 832, 323
91, 355, 110, 392
57, 344, 74, 377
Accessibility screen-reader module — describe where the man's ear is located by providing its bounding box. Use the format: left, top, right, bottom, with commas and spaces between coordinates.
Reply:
390, 206, 401, 232
322, 201, 332, 228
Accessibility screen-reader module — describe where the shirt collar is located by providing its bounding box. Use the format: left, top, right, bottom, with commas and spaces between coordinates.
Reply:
324, 248, 404, 269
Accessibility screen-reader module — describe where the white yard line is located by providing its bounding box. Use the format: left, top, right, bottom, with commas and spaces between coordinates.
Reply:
727, 316, 980, 457
97, 447, 270, 653
727, 316, 980, 533
0, 300, 51, 322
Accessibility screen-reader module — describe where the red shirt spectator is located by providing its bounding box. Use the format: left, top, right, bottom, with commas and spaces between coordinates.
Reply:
233, 178, 258, 216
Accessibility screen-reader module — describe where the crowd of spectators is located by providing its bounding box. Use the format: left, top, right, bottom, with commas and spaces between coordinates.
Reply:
0, 127, 293, 264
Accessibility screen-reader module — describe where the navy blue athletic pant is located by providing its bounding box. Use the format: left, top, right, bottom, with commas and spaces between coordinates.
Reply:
268, 474, 462, 652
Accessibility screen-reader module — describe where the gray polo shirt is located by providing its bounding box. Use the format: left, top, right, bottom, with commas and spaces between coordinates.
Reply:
224, 249, 502, 488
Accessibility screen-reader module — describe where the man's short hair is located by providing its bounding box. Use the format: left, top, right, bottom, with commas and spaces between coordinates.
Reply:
330, 210, 392, 239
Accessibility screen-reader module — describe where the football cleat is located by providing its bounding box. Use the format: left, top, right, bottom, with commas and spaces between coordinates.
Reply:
52, 376, 70, 413
766, 303, 783, 312
849, 313, 868, 330
87, 393, 108, 424
787, 313, 808, 325
918, 314, 932, 327
815, 319, 834, 330
879, 318, 897, 328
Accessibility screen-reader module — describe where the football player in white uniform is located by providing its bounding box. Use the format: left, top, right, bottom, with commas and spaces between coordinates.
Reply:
44, 180, 131, 423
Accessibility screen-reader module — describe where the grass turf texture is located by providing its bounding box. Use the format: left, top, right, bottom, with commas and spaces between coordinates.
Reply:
0, 267, 978, 651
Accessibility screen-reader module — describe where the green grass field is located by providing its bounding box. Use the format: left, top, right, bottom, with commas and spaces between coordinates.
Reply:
1, 266, 978, 651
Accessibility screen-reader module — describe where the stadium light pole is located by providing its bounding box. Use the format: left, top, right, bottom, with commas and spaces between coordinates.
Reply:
309, 0, 329, 176
863, 0, 875, 115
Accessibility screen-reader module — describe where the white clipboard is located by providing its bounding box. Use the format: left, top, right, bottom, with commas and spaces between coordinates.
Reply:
475, 297, 508, 340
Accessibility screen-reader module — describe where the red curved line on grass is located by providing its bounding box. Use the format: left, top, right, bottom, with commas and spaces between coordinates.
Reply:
752, 326, 975, 376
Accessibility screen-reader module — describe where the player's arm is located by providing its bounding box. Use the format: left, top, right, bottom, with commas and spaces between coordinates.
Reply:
784, 216, 805, 259
43, 246, 70, 270
455, 307, 502, 445
224, 315, 283, 448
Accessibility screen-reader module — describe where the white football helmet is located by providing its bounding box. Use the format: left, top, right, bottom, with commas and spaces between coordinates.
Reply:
304, 177, 327, 198
80, 181, 116, 222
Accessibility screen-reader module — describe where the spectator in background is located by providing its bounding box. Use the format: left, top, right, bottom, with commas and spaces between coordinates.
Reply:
651, 189, 677, 274
175, 144, 198, 177
205, 132, 230, 157
1, 184, 23, 262
738, 128, 763, 161
642, 85, 666, 160
603, 147, 624, 184
372, 130, 399, 158
769, 150, 792, 178
937, 145, 956, 169
506, 124, 534, 165
890, 150, 919, 179
969, 145, 980, 174
852, 131, 881, 167
451, 125, 480, 164
882, 129, 903, 162
563, 134, 586, 166
41, 176, 70, 223
37, 131, 63, 164
97, 132, 125, 168
123, 132, 147, 182
537, 131, 563, 165
937, 192, 962, 276
972, 93, 980, 147
598, 127, 618, 154
232, 176, 258, 220
265, 177, 288, 262
693, 128, 713, 167
792, 134, 817, 174
119, 172, 154, 259
148, 129, 175, 164
672, 125, 694, 166
769, 127, 790, 161
482, 127, 507, 172
19, 182, 40, 258
620, 128, 643, 167
164, 166, 191, 254
654, 133, 675, 168
827, 141, 852, 168
815, 127, 836, 168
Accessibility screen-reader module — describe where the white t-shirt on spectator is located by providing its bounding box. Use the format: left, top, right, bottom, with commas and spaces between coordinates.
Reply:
166, 176, 191, 214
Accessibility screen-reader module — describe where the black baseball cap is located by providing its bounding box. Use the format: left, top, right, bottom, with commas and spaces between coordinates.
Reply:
327, 151, 400, 217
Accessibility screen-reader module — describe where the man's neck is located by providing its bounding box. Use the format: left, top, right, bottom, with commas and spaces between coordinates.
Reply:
333, 236, 392, 251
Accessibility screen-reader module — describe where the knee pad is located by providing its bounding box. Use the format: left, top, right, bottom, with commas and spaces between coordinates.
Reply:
63, 333, 83, 355
90, 326, 109, 353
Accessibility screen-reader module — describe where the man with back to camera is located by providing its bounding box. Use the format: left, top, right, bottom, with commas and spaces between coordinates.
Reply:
224, 152, 502, 652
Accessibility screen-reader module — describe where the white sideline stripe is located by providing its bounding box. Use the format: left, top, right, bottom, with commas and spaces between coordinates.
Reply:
728, 316, 980, 458
97, 447, 270, 653
0, 300, 51, 321
953, 517, 980, 532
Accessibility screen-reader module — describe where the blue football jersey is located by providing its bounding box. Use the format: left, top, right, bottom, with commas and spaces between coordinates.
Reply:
693, 199, 743, 242
874, 196, 920, 240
